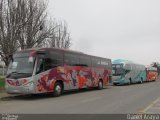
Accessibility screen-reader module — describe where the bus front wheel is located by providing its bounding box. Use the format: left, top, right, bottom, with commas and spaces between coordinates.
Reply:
53, 82, 62, 97
140, 78, 143, 84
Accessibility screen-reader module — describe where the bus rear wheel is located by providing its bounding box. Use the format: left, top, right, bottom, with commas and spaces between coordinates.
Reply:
140, 78, 143, 84
53, 82, 62, 97
97, 80, 103, 90
128, 78, 132, 85
128, 80, 131, 85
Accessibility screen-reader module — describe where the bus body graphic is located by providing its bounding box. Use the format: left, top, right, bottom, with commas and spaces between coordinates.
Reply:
112, 59, 146, 85
5, 48, 112, 95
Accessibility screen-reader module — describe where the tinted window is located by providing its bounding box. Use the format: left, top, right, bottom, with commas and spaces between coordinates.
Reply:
36, 52, 61, 74
108, 60, 112, 69
36, 58, 44, 74
44, 58, 53, 70
6, 56, 35, 78
100, 59, 107, 69
125, 64, 131, 70
112, 64, 124, 76
79, 55, 91, 67
36, 57, 55, 74
49, 51, 63, 66
64, 53, 79, 66
131, 64, 136, 70
112, 65, 115, 68
101, 59, 112, 69
91, 57, 101, 68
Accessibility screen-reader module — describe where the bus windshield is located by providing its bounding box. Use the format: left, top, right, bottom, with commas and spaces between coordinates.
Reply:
112, 64, 124, 76
7, 53, 35, 78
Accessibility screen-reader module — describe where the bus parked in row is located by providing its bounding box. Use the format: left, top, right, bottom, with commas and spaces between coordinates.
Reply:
146, 66, 158, 82
112, 59, 146, 85
5, 48, 112, 96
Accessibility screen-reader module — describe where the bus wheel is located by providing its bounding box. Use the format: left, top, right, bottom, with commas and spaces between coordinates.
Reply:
128, 80, 131, 85
53, 82, 62, 97
140, 78, 143, 84
128, 78, 132, 85
113, 83, 117, 86
98, 80, 103, 90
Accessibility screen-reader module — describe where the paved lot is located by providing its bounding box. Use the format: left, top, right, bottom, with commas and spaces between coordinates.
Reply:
142, 97, 160, 114
0, 80, 160, 114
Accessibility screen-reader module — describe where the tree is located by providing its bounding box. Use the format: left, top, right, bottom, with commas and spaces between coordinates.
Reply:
151, 62, 160, 75
43, 21, 71, 49
0, 0, 72, 66
0, 0, 20, 65
17, 0, 53, 49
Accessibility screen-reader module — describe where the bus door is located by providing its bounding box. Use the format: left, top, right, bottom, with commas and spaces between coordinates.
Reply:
33, 51, 54, 93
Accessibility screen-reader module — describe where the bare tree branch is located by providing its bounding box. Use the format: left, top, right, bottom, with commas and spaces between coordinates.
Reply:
0, 0, 72, 66
44, 21, 71, 49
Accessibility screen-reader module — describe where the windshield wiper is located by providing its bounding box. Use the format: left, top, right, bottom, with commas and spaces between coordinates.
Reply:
7, 71, 19, 76
7, 71, 31, 78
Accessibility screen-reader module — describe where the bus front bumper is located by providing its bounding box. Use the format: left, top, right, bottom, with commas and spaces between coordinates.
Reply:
5, 82, 35, 94
113, 79, 129, 85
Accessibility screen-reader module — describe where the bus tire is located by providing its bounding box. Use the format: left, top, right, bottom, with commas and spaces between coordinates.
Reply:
140, 77, 143, 84
129, 78, 132, 85
98, 80, 103, 90
113, 83, 117, 86
128, 80, 131, 85
53, 82, 62, 97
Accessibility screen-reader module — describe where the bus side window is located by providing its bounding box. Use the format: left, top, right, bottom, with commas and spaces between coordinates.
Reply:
101, 59, 110, 69
79, 55, 91, 67
49, 51, 63, 66
44, 58, 53, 71
36, 58, 53, 74
36, 58, 44, 74
64, 53, 79, 66
91, 57, 101, 68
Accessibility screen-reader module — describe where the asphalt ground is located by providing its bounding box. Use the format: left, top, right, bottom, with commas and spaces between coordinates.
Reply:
0, 80, 160, 114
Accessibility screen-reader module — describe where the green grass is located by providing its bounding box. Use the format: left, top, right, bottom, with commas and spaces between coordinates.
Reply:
0, 76, 5, 87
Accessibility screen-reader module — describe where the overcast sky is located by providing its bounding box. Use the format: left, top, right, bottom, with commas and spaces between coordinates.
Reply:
48, 0, 160, 65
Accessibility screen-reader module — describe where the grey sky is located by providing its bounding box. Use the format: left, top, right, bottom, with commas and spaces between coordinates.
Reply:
48, 0, 160, 65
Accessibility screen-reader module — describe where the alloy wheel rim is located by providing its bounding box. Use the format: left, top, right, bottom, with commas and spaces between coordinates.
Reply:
55, 85, 61, 94
99, 81, 103, 88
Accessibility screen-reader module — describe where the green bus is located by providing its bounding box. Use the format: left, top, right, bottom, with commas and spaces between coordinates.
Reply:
112, 59, 146, 85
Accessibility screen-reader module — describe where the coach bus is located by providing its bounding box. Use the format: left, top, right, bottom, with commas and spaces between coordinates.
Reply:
112, 59, 146, 85
146, 66, 158, 82
5, 48, 112, 96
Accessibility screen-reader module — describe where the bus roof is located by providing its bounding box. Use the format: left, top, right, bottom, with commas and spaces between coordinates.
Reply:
17, 47, 84, 54
16, 47, 111, 60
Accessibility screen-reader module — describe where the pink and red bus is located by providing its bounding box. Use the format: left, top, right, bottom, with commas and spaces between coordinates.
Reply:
5, 48, 112, 96
146, 66, 158, 82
